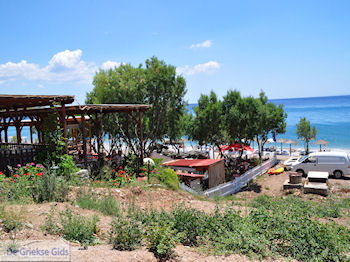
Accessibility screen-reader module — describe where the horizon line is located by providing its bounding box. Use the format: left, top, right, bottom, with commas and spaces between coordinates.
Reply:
187, 94, 350, 105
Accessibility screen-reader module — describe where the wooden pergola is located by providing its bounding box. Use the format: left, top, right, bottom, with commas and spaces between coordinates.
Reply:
0, 94, 150, 170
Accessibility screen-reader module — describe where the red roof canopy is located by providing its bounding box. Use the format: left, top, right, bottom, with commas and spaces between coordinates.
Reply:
163, 159, 223, 168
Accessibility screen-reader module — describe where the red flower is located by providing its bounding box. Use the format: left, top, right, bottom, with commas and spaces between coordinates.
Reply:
113, 183, 118, 186
23, 173, 30, 176
0, 172, 3, 175
13, 174, 20, 178
35, 172, 43, 176
119, 174, 124, 177
119, 166, 123, 169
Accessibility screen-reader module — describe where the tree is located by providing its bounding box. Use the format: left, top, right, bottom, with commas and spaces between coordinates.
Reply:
189, 91, 223, 152
296, 117, 317, 154
222, 91, 261, 156
187, 89, 287, 160
86, 57, 187, 157
143, 57, 187, 149
255, 91, 287, 159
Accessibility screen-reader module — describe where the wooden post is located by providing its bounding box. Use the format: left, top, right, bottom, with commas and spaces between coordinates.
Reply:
61, 104, 68, 139
61, 104, 68, 153
88, 117, 92, 153
95, 113, 102, 157
81, 114, 88, 167
4, 126, 8, 143
16, 124, 21, 144
290, 144, 292, 156
138, 110, 144, 161
30, 126, 33, 144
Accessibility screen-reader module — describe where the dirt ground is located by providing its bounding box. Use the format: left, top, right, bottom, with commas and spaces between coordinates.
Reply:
68, 244, 291, 262
1, 165, 350, 262
236, 167, 350, 200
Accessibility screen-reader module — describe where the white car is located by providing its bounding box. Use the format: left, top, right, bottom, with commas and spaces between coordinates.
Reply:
283, 156, 301, 170
291, 152, 350, 178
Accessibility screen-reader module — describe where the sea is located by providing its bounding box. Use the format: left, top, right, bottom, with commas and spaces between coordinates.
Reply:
6, 95, 350, 152
188, 95, 350, 152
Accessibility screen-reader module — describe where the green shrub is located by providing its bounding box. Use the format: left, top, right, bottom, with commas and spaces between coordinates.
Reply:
41, 208, 61, 235
3, 179, 32, 202
60, 209, 99, 246
110, 216, 143, 251
153, 168, 179, 190
213, 209, 270, 258
57, 154, 78, 178
314, 201, 341, 218
251, 195, 342, 219
151, 158, 164, 166
75, 190, 120, 216
145, 220, 181, 259
0, 205, 24, 233
170, 206, 206, 246
249, 207, 350, 262
31, 172, 69, 203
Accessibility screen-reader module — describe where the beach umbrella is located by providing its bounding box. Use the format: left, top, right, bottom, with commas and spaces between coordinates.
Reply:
285, 139, 298, 155
314, 139, 329, 152
277, 138, 289, 152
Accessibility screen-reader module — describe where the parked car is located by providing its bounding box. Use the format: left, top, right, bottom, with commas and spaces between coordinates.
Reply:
283, 156, 301, 170
291, 152, 350, 178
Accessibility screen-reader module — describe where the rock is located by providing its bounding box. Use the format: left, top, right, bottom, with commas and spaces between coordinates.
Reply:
75, 169, 90, 180
25, 223, 34, 229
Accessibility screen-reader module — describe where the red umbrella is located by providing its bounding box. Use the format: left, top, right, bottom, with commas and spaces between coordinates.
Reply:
219, 143, 253, 152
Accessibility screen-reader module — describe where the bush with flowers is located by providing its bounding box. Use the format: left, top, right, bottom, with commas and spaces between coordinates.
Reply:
0, 163, 46, 201
13, 163, 45, 177
0, 162, 69, 202
91, 166, 137, 188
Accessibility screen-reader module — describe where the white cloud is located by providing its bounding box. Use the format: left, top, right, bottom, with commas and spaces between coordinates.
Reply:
101, 60, 121, 70
177, 61, 221, 76
48, 49, 83, 69
0, 60, 42, 80
0, 50, 122, 85
190, 40, 212, 49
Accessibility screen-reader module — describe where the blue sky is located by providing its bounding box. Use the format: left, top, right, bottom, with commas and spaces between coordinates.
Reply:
0, 0, 349, 103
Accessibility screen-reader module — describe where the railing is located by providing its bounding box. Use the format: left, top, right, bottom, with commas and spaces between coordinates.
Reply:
0, 143, 47, 172
180, 183, 203, 196
202, 157, 278, 197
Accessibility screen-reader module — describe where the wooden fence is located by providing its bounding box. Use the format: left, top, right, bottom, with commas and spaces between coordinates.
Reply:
0, 143, 46, 172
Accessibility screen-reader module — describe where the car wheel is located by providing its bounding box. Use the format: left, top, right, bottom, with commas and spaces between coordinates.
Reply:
296, 169, 305, 177
333, 170, 343, 179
